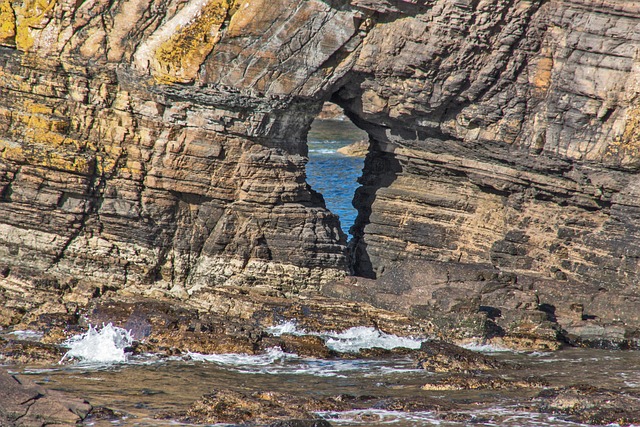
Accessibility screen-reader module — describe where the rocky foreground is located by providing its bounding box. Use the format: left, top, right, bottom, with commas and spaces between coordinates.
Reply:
2, 0, 640, 424
2, 287, 640, 426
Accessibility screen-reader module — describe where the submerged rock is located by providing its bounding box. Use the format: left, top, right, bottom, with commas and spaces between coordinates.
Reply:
173, 389, 457, 426
535, 385, 640, 426
0, 369, 91, 426
269, 421, 333, 427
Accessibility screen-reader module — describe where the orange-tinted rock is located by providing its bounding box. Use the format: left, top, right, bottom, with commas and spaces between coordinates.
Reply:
1, 0, 640, 349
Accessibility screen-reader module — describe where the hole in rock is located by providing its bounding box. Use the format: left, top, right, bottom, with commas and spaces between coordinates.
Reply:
306, 102, 368, 238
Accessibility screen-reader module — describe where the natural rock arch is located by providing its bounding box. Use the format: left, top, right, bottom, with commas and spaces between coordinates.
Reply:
0, 0, 640, 323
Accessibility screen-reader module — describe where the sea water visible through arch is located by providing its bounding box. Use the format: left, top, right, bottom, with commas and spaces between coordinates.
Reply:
306, 116, 366, 237
4, 122, 640, 426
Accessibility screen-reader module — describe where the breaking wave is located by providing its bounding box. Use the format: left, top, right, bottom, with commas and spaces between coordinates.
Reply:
60, 323, 134, 365
266, 321, 424, 353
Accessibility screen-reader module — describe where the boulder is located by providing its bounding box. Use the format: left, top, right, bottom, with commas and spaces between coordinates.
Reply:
0, 369, 91, 426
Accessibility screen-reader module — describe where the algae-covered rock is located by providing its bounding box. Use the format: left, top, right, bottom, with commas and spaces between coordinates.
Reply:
415, 340, 504, 373
536, 385, 640, 426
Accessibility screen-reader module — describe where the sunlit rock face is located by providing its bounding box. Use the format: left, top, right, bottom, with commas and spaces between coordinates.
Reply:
344, 0, 640, 292
1, 0, 640, 319
0, 0, 356, 298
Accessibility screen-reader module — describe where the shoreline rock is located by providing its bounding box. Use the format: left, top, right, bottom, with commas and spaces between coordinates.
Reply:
336, 140, 369, 157
535, 385, 640, 426
0, 0, 639, 347
0, 369, 91, 426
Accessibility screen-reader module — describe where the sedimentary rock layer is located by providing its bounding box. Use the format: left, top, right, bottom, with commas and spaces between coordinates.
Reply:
1, 0, 640, 339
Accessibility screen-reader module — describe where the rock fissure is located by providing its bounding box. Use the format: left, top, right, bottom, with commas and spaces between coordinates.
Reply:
0, 0, 640, 347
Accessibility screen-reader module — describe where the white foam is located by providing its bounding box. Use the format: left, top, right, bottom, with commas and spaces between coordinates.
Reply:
317, 409, 442, 425
460, 341, 516, 353
318, 407, 595, 426
185, 347, 293, 367
309, 148, 339, 155
265, 320, 305, 336
267, 321, 423, 353
184, 345, 420, 378
8, 330, 44, 341
60, 323, 133, 365
323, 327, 423, 353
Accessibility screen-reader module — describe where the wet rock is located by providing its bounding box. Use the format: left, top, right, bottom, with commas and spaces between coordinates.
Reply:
353, 346, 418, 359
177, 390, 347, 425
260, 334, 336, 359
85, 297, 264, 356
175, 390, 458, 426
205, 286, 428, 339
0, 337, 63, 365
269, 421, 333, 427
322, 263, 563, 350
421, 373, 548, 391
415, 340, 505, 373
0, 368, 91, 426
83, 406, 127, 424
1, 291, 433, 364
535, 385, 640, 425
371, 397, 455, 412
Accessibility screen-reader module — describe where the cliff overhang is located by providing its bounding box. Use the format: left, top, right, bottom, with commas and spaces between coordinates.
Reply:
1, 0, 640, 346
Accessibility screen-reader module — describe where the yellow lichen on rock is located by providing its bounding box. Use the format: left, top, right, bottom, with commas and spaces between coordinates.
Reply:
0, 138, 93, 174
153, 0, 237, 84
0, 0, 16, 47
606, 103, 640, 166
13, 0, 57, 51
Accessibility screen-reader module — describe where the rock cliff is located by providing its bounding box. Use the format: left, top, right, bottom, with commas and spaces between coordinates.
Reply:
1, 0, 640, 343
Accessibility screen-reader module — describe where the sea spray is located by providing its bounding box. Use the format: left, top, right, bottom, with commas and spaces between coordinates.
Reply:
266, 321, 424, 352
265, 320, 306, 336
184, 347, 419, 377
323, 326, 423, 353
185, 347, 293, 366
60, 323, 134, 364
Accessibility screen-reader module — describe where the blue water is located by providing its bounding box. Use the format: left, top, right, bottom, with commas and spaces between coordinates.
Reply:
307, 119, 367, 237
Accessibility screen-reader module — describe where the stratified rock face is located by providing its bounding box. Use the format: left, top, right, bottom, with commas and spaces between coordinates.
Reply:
0, 0, 356, 297
1, 0, 640, 320
345, 0, 640, 292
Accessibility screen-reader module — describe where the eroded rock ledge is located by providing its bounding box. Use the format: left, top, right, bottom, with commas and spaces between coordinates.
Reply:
1, 0, 640, 345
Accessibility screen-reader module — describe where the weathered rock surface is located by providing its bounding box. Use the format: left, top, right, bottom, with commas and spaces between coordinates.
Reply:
336, 140, 369, 157
0, 0, 640, 346
174, 389, 343, 425
323, 260, 640, 349
415, 340, 505, 373
323, 261, 563, 349
3, 290, 430, 359
421, 373, 548, 391
171, 389, 455, 426
0, 369, 91, 426
0, 337, 63, 365
535, 385, 640, 426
